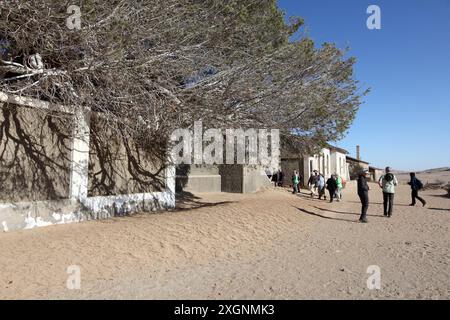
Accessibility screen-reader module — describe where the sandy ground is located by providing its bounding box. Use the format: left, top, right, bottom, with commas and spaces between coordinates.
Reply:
0, 182, 449, 299
396, 170, 450, 185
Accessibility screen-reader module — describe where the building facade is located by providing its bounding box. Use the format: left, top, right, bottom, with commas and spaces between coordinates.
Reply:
281, 146, 350, 187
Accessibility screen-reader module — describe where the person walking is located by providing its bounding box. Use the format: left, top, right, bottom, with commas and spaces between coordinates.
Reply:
272, 171, 278, 187
308, 171, 318, 198
277, 170, 284, 187
335, 174, 343, 201
292, 170, 300, 194
298, 173, 303, 193
378, 166, 398, 217
408, 172, 426, 207
326, 175, 338, 203
317, 173, 326, 200
357, 170, 370, 223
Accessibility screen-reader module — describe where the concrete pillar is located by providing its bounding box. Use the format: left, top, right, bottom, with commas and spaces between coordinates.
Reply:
164, 152, 176, 208
69, 109, 91, 202
165, 163, 176, 208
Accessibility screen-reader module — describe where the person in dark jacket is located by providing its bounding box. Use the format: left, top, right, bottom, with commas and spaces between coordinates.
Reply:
357, 170, 370, 223
272, 171, 278, 187
326, 175, 338, 203
277, 170, 284, 187
408, 172, 426, 206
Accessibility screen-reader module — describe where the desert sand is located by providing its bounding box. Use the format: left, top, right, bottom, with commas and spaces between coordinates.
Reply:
0, 181, 449, 299
395, 168, 450, 185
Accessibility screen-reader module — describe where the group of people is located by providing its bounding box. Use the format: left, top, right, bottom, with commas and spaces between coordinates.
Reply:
286, 166, 427, 224
357, 167, 426, 223
306, 170, 345, 202
271, 170, 285, 187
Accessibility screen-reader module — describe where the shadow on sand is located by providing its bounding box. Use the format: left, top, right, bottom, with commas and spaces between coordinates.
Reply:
346, 200, 412, 207
175, 192, 234, 212
294, 206, 359, 223
428, 207, 450, 212
311, 206, 385, 218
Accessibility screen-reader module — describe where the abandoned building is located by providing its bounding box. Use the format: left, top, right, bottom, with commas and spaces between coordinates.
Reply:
346, 145, 370, 180
0, 92, 175, 232
281, 145, 350, 187
176, 164, 273, 194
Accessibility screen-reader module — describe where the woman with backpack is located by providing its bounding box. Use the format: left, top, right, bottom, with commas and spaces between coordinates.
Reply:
378, 166, 398, 217
408, 172, 427, 207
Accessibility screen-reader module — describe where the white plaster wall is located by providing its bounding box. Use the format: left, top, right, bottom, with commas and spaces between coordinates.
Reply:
1, 99, 176, 233
303, 155, 318, 183
320, 148, 331, 179
331, 151, 348, 179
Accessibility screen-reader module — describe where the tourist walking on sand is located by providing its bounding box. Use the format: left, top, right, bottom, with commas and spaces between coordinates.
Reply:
335, 174, 343, 201
378, 166, 398, 217
292, 170, 300, 194
298, 173, 303, 193
358, 170, 370, 223
408, 172, 426, 207
272, 170, 278, 187
308, 170, 318, 198
317, 173, 326, 200
277, 170, 284, 187
326, 174, 338, 203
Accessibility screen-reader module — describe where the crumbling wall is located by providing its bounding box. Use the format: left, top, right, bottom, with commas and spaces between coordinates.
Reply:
0, 103, 174, 232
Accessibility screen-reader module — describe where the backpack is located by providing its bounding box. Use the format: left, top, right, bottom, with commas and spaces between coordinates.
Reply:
385, 173, 394, 182
416, 179, 423, 190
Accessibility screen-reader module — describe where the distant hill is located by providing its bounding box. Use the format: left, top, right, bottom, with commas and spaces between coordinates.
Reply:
390, 169, 408, 174
395, 167, 450, 184
390, 167, 449, 174
417, 167, 450, 174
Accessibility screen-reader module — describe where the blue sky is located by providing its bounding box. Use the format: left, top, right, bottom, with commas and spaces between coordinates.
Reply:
277, 0, 450, 171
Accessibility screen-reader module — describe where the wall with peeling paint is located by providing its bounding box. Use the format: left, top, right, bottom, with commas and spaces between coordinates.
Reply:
1, 187, 175, 233
0, 101, 175, 233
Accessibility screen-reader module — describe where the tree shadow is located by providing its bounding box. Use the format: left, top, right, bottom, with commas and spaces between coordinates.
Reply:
294, 206, 359, 223
0, 104, 72, 201
88, 115, 167, 196
175, 191, 234, 212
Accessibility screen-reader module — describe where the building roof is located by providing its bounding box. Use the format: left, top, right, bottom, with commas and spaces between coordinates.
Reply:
369, 166, 383, 170
327, 144, 349, 154
346, 155, 369, 165
281, 143, 348, 159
